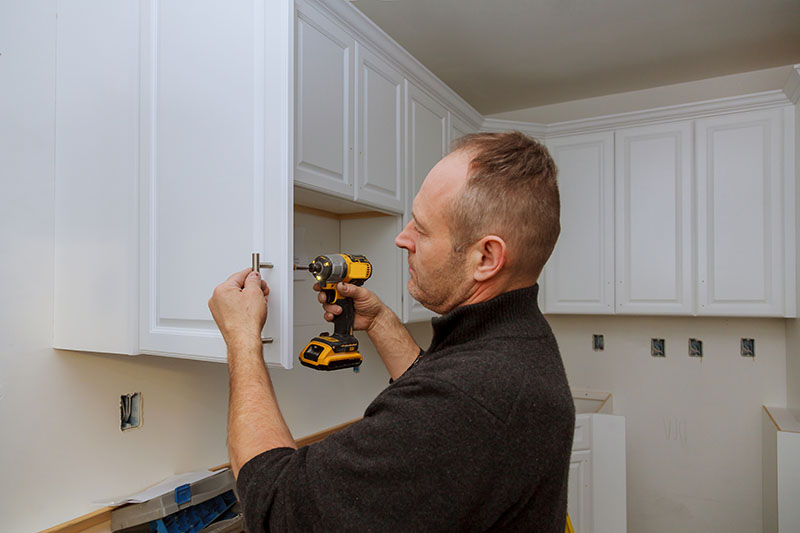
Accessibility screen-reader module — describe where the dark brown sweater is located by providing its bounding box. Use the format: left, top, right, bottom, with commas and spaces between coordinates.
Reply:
236, 284, 575, 532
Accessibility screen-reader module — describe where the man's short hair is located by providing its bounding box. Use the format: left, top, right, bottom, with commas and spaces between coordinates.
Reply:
449, 131, 560, 280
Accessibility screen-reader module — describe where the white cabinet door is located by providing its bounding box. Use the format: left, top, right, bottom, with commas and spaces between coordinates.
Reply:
295, 0, 354, 197
568, 449, 593, 533
403, 82, 448, 322
55, 0, 293, 367
696, 108, 788, 316
615, 121, 693, 314
138, 0, 292, 366
544, 132, 614, 314
355, 45, 404, 212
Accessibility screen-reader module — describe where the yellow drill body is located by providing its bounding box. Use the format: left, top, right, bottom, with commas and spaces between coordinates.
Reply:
299, 254, 372, 371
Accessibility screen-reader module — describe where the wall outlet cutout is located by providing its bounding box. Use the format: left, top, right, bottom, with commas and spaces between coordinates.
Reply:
121, 392, 142, 431
651, 338, 665, 357
592, 334, 604, 351
688, 338, 703, 357
741, 338, 755, 358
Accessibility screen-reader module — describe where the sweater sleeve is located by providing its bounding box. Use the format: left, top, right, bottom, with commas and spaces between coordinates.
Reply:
235, 375, 509, 532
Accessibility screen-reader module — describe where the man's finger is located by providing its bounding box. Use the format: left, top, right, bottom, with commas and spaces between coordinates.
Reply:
226, 268, 252, 289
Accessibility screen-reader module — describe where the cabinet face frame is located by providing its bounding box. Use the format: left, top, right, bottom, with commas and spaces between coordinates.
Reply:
138, 0, 293, 367
402, 81, 448, 322
615, 121, 694, 315
695, 107, 791, 317
354, 44, 405, 212
544, 131, 615, 314
294, 0, 354, 197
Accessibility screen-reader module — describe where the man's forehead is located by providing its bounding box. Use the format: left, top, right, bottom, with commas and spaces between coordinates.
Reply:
418, 151, 470, 200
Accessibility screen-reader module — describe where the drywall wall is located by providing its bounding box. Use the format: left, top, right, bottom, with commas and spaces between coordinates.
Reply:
489, 65, 794, 124
549, 314, 786, 533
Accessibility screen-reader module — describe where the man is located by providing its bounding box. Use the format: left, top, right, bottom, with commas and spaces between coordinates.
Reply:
209, 131, 575, 531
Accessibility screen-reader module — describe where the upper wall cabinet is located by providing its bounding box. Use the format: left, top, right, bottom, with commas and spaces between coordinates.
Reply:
615, 121, 694, 315
355, 45, 405, 212
403, 82, 450, 322
696, 108, 794, 317
295, 0, 355, 198
544, 132, 615, 314
54, 0, 293, 367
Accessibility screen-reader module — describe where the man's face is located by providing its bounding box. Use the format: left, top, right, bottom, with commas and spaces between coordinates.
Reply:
395, 151, 473, 314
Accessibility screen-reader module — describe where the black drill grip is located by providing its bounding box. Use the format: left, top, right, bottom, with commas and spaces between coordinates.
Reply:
333, 297, 355, 336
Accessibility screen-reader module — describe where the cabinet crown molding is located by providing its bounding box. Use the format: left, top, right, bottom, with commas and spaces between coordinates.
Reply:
784, 64, 800, 105
309, 0, 484, 130
482, 90, 792, 137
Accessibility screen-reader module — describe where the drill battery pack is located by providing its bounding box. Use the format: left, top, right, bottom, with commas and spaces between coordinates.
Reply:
299, 334, 363, 371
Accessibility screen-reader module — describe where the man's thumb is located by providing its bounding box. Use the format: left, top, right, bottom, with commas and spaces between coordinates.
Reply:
244, 271, 260, 291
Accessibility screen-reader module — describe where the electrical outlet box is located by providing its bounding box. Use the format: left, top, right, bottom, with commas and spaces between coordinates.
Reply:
688, 338, 703, 357
121, 392, 142, 431
592, 334, 604, 351
741, 338, 755, 357
651, 338, 665, 357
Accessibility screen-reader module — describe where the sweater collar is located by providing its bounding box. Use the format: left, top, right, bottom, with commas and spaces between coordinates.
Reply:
427, 284, 547, 354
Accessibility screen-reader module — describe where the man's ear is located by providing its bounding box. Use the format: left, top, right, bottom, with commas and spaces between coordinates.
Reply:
469, 235, 507, 282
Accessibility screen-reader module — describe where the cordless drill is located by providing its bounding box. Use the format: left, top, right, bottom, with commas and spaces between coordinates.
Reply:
299, 254, 372, 370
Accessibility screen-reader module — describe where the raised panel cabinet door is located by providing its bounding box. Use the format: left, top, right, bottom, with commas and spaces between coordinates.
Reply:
568, 449, 593, 533
403, 82, 448, 322
355, 44, 404, 212
544, 132, 614, 314
696, 108, 789, 316
138, 0, 293, 367
295, 0, 354, 197
615, 121, 693, 315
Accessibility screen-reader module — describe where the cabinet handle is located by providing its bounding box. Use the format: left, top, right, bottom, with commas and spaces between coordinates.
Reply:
252, 253, 274, 344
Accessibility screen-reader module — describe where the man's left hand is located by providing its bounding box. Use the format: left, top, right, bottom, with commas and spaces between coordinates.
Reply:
209, 268, 270, 349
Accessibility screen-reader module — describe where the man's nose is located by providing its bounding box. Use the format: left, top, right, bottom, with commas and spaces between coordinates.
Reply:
395, 220, 414, 252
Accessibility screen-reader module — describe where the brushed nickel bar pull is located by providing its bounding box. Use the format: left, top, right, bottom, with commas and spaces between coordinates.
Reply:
251, 252, 274, 271
252, 252, 274, 345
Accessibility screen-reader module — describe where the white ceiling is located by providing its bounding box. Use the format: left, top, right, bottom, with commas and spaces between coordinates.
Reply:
350, 0, 800, 115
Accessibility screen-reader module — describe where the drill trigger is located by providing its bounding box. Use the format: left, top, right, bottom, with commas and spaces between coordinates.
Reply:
323, 289, 338, 304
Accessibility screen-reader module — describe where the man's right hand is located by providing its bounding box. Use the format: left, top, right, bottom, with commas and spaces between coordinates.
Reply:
315, 281, 385, 332
315, 281, 421, 380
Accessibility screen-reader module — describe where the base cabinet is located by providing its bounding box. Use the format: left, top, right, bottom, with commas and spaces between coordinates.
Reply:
568, 414, 627, 533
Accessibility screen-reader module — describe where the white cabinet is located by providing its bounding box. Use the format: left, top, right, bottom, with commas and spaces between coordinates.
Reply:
615, 121, 694, 314
355, 45, 405, 212
568, 449, 592, 533
696, 108, 793, 317
569, 412, 627, 533
294, 0, 355, 198
54, 0, 293, 367
403, 82, 449, 322
544, 132, 615, 314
